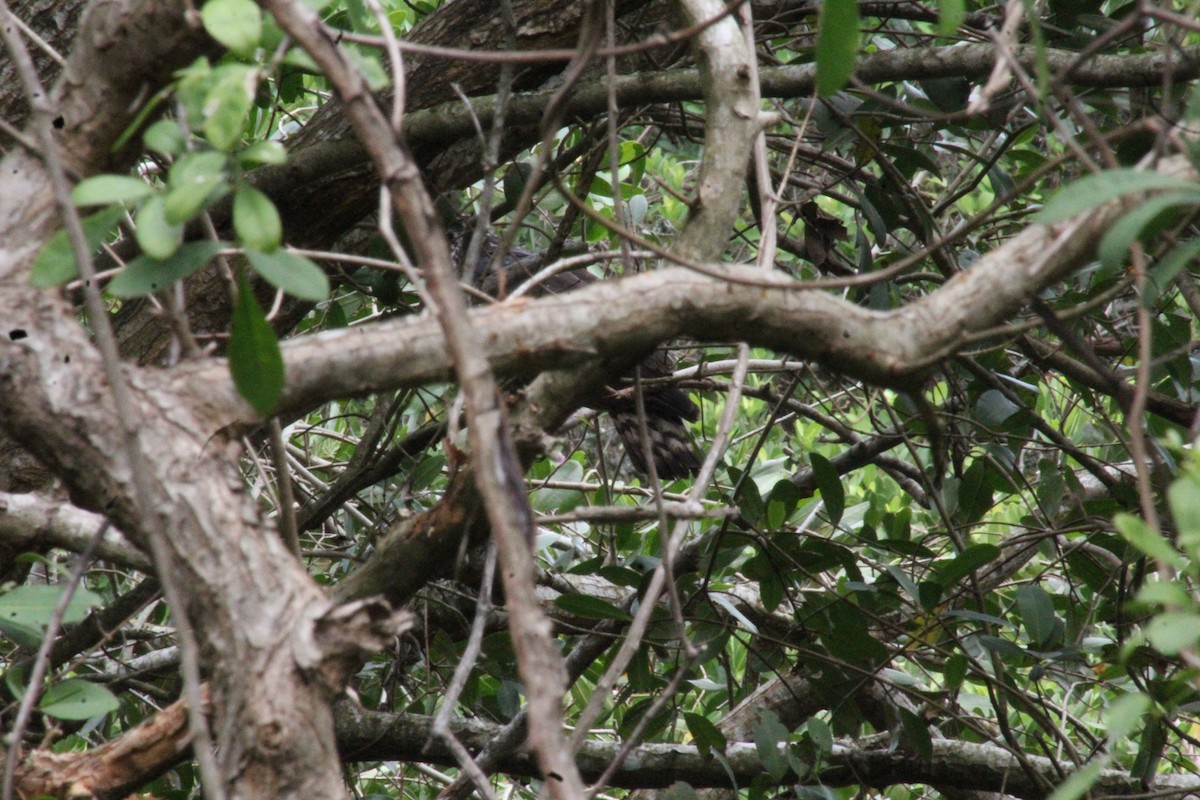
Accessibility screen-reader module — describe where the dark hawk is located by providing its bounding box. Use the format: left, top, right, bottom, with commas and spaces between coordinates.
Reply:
449, 223, 702, 479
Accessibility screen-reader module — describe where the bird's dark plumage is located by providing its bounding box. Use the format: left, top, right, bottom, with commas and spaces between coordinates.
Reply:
449, 221, 702, 479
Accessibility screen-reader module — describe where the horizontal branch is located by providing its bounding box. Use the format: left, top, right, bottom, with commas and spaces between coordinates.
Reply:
0, 490, 149, 570
401, 43, 1200, 145
335, 708, 1200, 800
183, 151, 1197, 428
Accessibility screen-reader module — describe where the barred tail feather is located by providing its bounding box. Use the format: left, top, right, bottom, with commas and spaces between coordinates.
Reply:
611, 409, 701, 480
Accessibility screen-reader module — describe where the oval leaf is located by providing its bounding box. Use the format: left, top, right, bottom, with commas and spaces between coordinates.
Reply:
38, 678, 120, 721
144, 119, 187, 156
816, 0, 860, 96
1016, 584, 1061, 650
71, 175, 153, 207
234, 186, 282, 252
230, 272, 285, 415
201, 0, 263, 56
108, 241, 224, 297
810, 453, 845, 526
1145, 611, 1200, 656
237, 140, 287, 167
135, 195, 183, 260
554, 592, 630, 621
31, 206, 126, 287
0, 584, 101, 629
165, 151, 228, 224
245, 248, 329, 302
205, 67, 254, 151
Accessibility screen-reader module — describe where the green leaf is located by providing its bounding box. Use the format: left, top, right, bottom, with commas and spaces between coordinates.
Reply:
943, 653, 967, 690
934, 543, 1000, 586
1105, 692, 1150, 747
230, 272, 285, 415
31, 206, 126, 287
810, 453, 844, 526
108, 242, 223, 297
1097, 192, 1200, 269
1016, 584, 1062, 650
1134, 580, 1192, 609
806, 716, 833, 755
245, 248, 329, 302
503, 162, 532, 205
1036, 170, 1200, 223
234, 186, 283, 252
955, 461, 993, 525
1168, 472, 1200, 559
144, 119, 187, 156
938, 0, 965, 35
815, 0, 860, 96
135, 195, 183, 260
165, 151, 228, 224
898, 708, 933, 761
712, 593, 759, 634
974, 389, 1021, 427
237, 140, 287, 167
0, 585, 101, 632
752, 710, 790, 781
38, 678, 120, 721
1145, 611, 1200, 656
553, 592, 631, 621
1145, 238, 1200, 302
684, 712, 727, 757
71, 175, 153, 207
530, 460, 585, 512
1046, 761, 1105, 800
201, 0, 263, 56
1114, 513, 1186, 570
204, 66, 254, 151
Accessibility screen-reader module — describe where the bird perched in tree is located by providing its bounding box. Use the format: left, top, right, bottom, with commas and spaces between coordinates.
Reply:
448, 221, 702, 479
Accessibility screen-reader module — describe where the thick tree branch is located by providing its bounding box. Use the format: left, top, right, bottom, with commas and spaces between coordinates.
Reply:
334, 709, 1200, 800
177, 150, 1198, 431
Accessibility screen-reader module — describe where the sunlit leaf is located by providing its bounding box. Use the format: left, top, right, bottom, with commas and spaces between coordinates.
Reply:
1105, 692, 1151, 746
245, 248, 329, 302
135, 194, 183, 260
201, 0, 263, 56
71, 175, 153, 207
1145, 611, 1200, 656
938, 0, 965, 34
1115, 513, 1185, 570
234, 186, 283, 252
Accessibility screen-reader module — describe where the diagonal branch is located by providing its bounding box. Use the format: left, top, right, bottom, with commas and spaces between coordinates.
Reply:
260, 2, 586, 796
